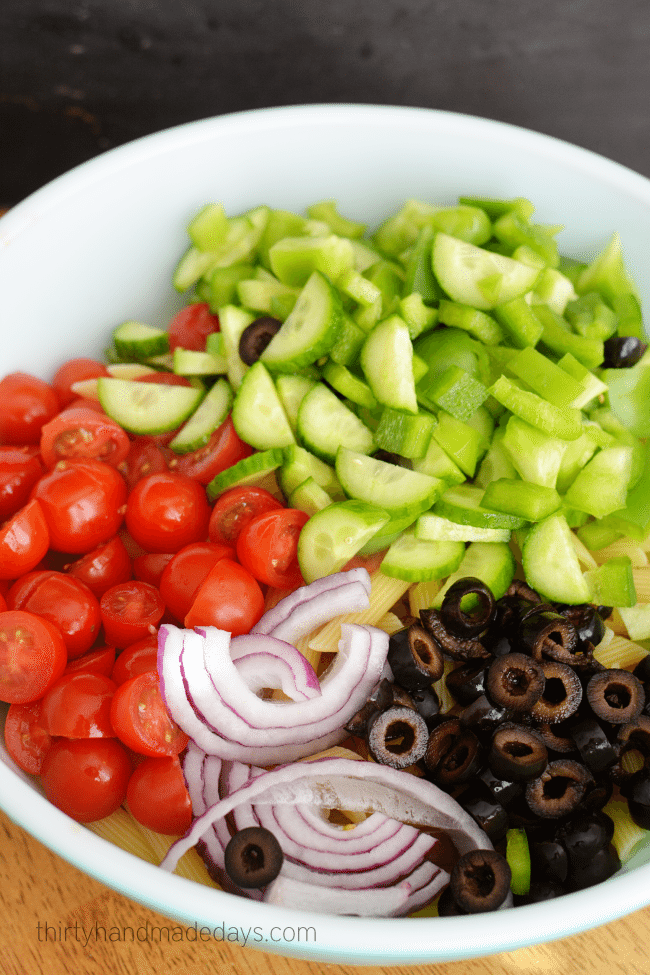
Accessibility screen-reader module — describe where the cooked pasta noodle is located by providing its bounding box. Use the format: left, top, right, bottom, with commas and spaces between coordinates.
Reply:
592, 540, 649, 567
593, 632, 648, 670
408, 580, 440, 616
307, 572, 410, 653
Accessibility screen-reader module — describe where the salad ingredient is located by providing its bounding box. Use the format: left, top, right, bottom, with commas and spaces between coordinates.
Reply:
40, 672, 116, 738
238, 316, 282, 365
3, 699, 52, 774
64, 645, 116, 677
125, 472, 210, 553
449, 849, 512, 913
484, 653, 545, 712
386, 624, 445, 689
97, 377, 203, 436
40, 737, 131, 822
99, 580, 165, 648
0, 446, 45, 520
366, 704, 429, 768
52, 358, 110, 408
126, 755, 193, 835
167, 303, 220, 352
183, 558, 264, 635
0, 610, 67, 703
224, 826, 284, 888
111, 635, 158, 685
171, 416, 252, 484
158, 541, 233, 621
9, 570, 101, 658
39, 404, 131, 468
110, 669, 189, 757
585, 668, 644, 724
65, 534, 133, 597
0, 499, 50, 579
207, 485, 283, 545
0, 372, 60, 445
235, 507, 308, 589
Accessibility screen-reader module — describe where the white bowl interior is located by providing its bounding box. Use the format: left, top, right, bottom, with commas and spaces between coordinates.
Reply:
0, 104, 649, 964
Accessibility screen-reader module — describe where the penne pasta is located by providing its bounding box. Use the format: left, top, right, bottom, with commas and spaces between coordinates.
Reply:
307, 572, 410, 653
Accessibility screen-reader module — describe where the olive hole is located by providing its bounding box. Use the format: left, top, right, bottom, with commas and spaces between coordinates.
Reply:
412, 638, 431, 665
604, 682, 632, 709
504, 668, 529, 696
242, 843, 265, 873
443, 744, 469, 771
542, 677, 568, 705
385, 720, 415, 754
466, 863, 496, 897
504, 741, 533, 758
543, 774, 574, 800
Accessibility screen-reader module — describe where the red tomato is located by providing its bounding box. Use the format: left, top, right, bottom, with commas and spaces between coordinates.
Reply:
167, 303, 219, 352
64, 645, 116, 677
125, 472, 210, 553
9, 569, 101, 659
110, 670, 189, 757
184, 558, 264, 635
51, 358, 110, 408
127, 755, 192, 834
0, 372, 60, 445
65, 534, 132, 597
171, 416, 252, 485
40, 737, 131, 822
40, 404, 131, 469
0, 445, 45, 520
0, 499, 50, 580
111, 635, 158, 685
135, 372, 192, 387
4, 699, 52, 774
41, 672, 117, 738
100, 580, 165, 648
236, 508, 309, 589
30, 458, 127, 553
132, 552, 174, 588
0, 609, 67, 704
208, 486, 284, 546
117, 436, 172, 491
159, 541, 234, 621
342, 550, 387, 574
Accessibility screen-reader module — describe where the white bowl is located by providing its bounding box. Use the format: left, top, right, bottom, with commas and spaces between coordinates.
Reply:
0, 104, 649, 966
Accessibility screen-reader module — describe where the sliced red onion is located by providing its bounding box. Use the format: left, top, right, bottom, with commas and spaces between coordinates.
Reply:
229, 633, 321, 701
251, 568, 372, 636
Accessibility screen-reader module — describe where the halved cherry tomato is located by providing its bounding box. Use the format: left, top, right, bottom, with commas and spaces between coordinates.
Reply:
135, 372, 192, 387
159, 541, 234, 621
100, 580, 165, 649
126, 755, 192, 834
170, 416, 252, 485
0, 609, 67, 704
111, 635, 158, 686
184, 557, 264, 635
0, 445, 45, 520
4, 699, 52, 774
110, 670, 189, 757
117, 435, 172, 492
9, 569, 101, 659
41, 672, 117, 738
132, 552, 174, 588
208, 486, 284, 546
343, 550, 387, 575
0, 372, 60, 445
125, 472, 210, 553
65, 534, 133, 597
64, 645, 116, 677
167, 302, 219, 352
51, 358, 110, 408
40, 405, 131, 469
30, 458, 127, 554
236, 508, 309, 589
0, 498, 50, 580
40, 737, 131, 822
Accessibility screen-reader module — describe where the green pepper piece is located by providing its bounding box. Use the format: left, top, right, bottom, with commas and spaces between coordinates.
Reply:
556, 353, 608, 409
306, 200, 367, 239
533, 305, 604, 370
412, 435, 466, 486
565, 291, 618, 341
402, 226, 442, 304
502, 416, 569, 488
555, 431, 599, 494
414, 327, 492, 388
419, 365, 488, 421
564, 444, 634, 519
576, 519, 624, 550
365, 259, 404, 316
601, 365, 650, 438
612, 292, 646, 340
374, 407, 436, 460
506, 828, 531, 896
508, 347, 586, 409
584, 556, 637, 608
482, 478, 561, 522
399, 293, 438, 339
432, 411, 486, 477
458, 196, 535, 221
328, 315, 367, 367
431, 205, 492, 245
437, 299, 504, 345
493, 296, 544, 349
489, 375, 583, 441
576, 232, 639, 307
493, 211, 559, 267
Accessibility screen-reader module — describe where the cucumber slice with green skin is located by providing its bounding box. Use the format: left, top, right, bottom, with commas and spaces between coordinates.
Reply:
275, 374, 318, 434
113, 321, 170, 361
618, 604, 650, 642
206, 448, 284, 500
563, 444, 634, 519
260, 270, 344, 372
480, 478, 562, 522
583, 556, 637, 608
433, 541, 517, 607
415, 513, 511, 543
521, 513, 591, 604
432, 233, 540, 310
97, 377, 204, 435
357, 511, 416, 555
381, 529, 465, 582
218, 304, 255, 390
296, 500, 390, 583
169, 378, 233, 454
279, 444, 342, 499
297, 384, 374, 463
322, 361, 377, 410
288, 476, 333, 516
172, 347, 228, 376
231, 361, 295, 451
360, 315, 418, 414
335, 447, 443, 519
434, 484, 526, 530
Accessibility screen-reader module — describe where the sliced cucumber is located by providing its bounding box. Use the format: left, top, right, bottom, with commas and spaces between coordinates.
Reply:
231, 361, 295, 450
434, 484, 527, 530
335, 447, 442, 519
279, 444, 342, 499
381, 529, 465, 582
172, 347, 228, 376
433, 541, 516, 607
206, 448, 284, 500
275, 374, 319, 433
218, 304, 255, 390
297, 384, 374, 463
415, 513, 511, 543
297, 500, 390, 583
322, 361, 377, 409
521, 513, 591, 604
357, 511, 417, 555
260, 270, 343, 372
432, 233, 540, 310
169, 377, 233, 454
97, 376, 204, 435
113, 321, 170, 361
360, 315, 418, 414
374, 407, 436, 461
288, 476, 334, 516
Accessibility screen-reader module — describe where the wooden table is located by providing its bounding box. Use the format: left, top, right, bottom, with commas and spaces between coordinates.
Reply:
1, 807, 649, 975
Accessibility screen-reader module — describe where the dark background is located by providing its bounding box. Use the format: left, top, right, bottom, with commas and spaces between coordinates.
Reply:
2, 0, 649, 205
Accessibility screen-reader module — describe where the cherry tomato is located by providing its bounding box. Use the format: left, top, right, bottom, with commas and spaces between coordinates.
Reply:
111, 635, 158, 685
0, 372, 60, 445
9, 569, 101, 659
51, 358, 110, 408
117, 435, 172, 491
64, 645, 116, 677
125, 472, 210, 553
127, 755, 192, 834
208, 486, 284, 546
167, 302, 219, 352
171, 416, 252, 485
110, 670, 189, 757
132, 552, 174, 588
135, 372, 192, 387
0, 499, 50, 580
100, 580, 165, 648
343, 550, 387, 575
0, 609, 67, 704
40, 404, 131, 468
40, 672, 117, 738
0, 445, 45, 520
4, 699, 52, 774
159, 541, 234, 621
184, 558, 264, 635
236, 508, 309, 589
30, 458, 127, 553
65, 534, 132, 597
40, 737, 131, 822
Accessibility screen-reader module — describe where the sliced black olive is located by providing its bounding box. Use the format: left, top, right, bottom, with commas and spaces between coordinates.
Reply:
519, 610, 579, 664
485, 652, 545, 712
530, 660, 583, 724
489, 723, 548, 782
419, 608, 491, 662
566, 843, 621, 892
238, 316, 282, 365
458, 786, 510, 844
633, 655, 650, 686
530, 839, 568, 884
430, 727, 483, 789
555, 810, 614, 866
569, 715, 619, 774
459, 692, 511, 737
581, 777, 613, 813
366, 704, 429, 768
449, 849, 512, 913
424, 717, 463, 774
623, 770, 650, 829
602, 335, 648, 368
408, 684, 441, 727
477, 766, 524, 807
556, 603, 606, 647
436, 885, 466, 915
614, 716, 650, 783
586, 668, 645, 724
518, 879, 565, 903
505, 578, 543, 604
387, 624, 445, 690
439, 577, 497, 637
525, 759, 594, 819
536, 721, 578, 755
445, 662, 487, 705
224, 826, 284, 888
